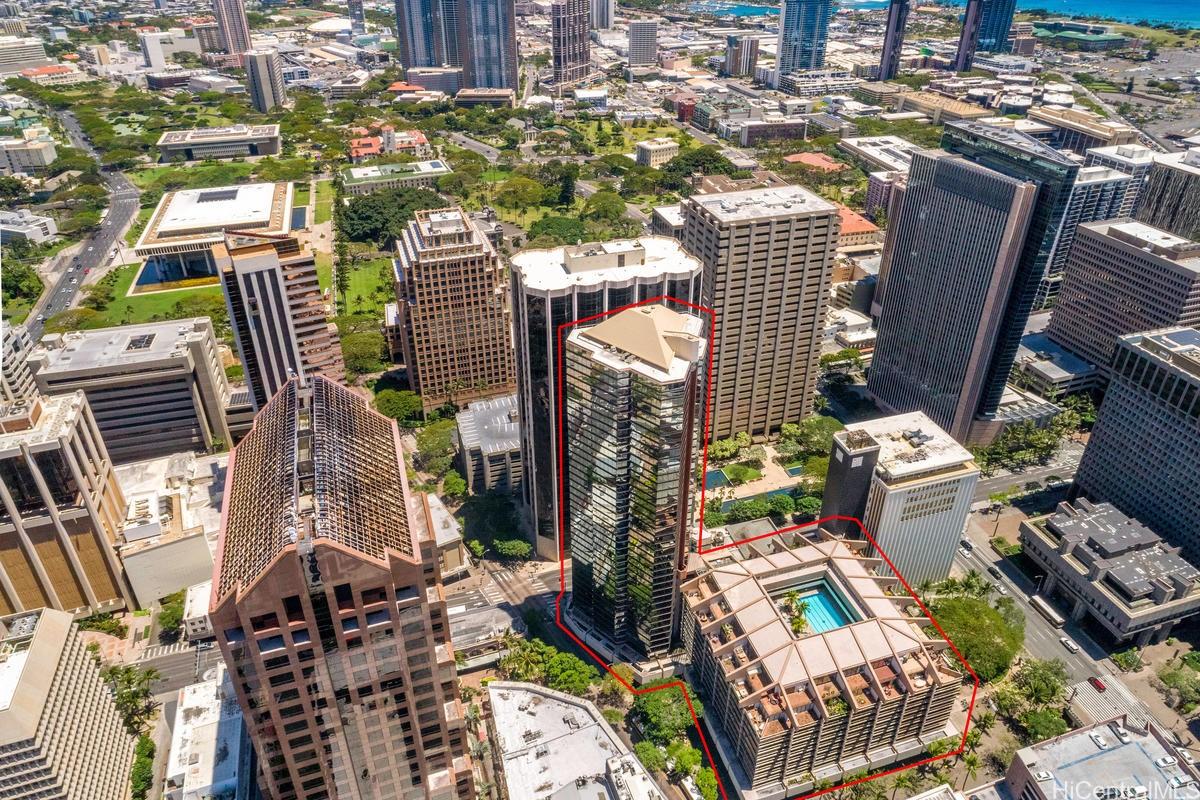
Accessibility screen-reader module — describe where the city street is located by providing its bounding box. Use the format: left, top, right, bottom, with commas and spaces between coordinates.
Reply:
140, 640, 223, 697
26, 109, 141, 340
972, 439, 1085, 502
576, 178, 651, 224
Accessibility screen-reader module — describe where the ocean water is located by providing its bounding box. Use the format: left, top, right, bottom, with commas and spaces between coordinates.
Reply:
687, 0, 1200, 28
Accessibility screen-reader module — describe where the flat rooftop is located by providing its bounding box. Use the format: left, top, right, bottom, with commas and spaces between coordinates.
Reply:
843, 412, 975, 482
511, 235, 701, 293
167, 663, 246, 797
157, 124, 280, 146
0, 611, 41, 713
456, 393, 520, 456
340, 160, 451, 184
686, 185, 835, 222
135, 182, 292, 252
948, 120, 1077, 166
31, 319, 213, 374
1086, 143, 1155, 165
838, 135, 921, 172
0, 394, 84, 457
1099, 220, 1200, 265
1017, 332, 1099, 384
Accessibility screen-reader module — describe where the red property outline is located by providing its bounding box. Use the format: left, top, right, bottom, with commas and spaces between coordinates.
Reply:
551, 295, 980, 800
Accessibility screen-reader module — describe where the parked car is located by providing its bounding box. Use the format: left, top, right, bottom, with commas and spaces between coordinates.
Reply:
1155, 756, 1178, 768
1090, 731, 1109, 749
1060, 637, 1080, 653
1089, 676, 1107, 693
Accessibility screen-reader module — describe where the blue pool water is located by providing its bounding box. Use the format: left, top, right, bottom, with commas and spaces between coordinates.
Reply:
705, 469, 730, 490
796, 581, 859, 633
785, 465, 805, 477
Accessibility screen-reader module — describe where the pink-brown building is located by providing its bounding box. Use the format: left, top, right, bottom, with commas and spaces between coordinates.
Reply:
210, 376, 474, 800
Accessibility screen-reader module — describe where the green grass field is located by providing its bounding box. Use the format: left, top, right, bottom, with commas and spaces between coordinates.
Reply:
314, 181, 334, 224
124, 206, 154, 247
294, 184, 311, 207
89, 265, 224, 327
126, 162, 256, 192
344, 258, 393, 317
315, 251, 332, 291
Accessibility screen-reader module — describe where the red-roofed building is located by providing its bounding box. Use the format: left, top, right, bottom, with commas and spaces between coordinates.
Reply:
349, 137, 383, 163
19, 64, 89, 86
835, 203, 882, 249
783, 152, 847, 173
387, 82, 424, 93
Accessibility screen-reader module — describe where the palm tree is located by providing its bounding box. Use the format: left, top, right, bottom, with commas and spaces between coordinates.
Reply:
973, 710, 997, 735
965, 728, 983, 754
890, 772, 917, 800
465, 703, 482, 732
960, 753, 981, 790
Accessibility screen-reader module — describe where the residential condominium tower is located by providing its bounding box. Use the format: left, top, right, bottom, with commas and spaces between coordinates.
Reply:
565, 304, 705, 658
774, 0, 833, 86
1074, 328, 1200, 562
953, 0, 984, 71
591, 0, 615, 28
510, 237, 703, 560
1084, 143, 1155, 216
0, 609, 137, 799
681, 185, 840, 441
878, 0, 911, 81
393, 208, 516, 412
627, 20, 657, 66
0, 394, 133, 616
867, 148, 1038, 444
977, 0, 1018, 51
1, 321, 35, 402
1134, 148, 1200, 241
1047, 220, 1200, 376
214, 233, 344, 410
210, 376, 474, 800
245, 49, 286, 113
820, 412, 980, 584
459, 0, 518, 90
212, 0, 252, 62
396, 0, 462, 69
551, 0, 590, 85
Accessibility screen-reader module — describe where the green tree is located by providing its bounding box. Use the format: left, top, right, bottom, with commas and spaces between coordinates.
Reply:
495, 176, 545, 210
632, 680, 703, 745
1018, 708, 1069, 743
1013, 658, 1069, 708
415, 419, 457, 475
493, 538, 532, 560
340, 187, 445, 245
341, 331, 387, 376
156, 590, 186, 640
102, 665, 161, 734
528, 215, 587, 245
667, 739, 702, 779
927, 596, 1023, 682
695, 768, 719, 800
794, 494, 822, 518
374, 389, 424, 424
634, 741, 666, 773
582, 190, 626, 222
545, 651, 598, 695
130, 735, 155, 800
443, 471, 467, 499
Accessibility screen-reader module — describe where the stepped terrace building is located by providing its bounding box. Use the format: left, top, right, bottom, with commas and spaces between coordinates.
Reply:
681, 536, 960, 799
156, 124, 281, 161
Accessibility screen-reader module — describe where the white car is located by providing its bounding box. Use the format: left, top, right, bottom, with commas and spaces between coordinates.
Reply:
1090, 732, 1109, 749
1178, 748, 1197, 766
1060, 637, 1080, 653
1110, 724, 1131, 744
1155, 756, 1178, 768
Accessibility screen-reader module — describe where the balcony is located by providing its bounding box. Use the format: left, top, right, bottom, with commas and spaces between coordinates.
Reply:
872, 660, 905, 700
844, 671, 877, 709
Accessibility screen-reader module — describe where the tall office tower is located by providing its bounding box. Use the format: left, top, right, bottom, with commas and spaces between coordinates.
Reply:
0, 393, 133, 616
214, 233, 344, 410
1, 321, 35, 402
867, 149, 1037, 443
565, 305, 705, 658
878, 0, 910, 81
723, 34, 759, 77
1074, 328, 1200, 560
551, 0, 590, 85
1134, 148, 1200, 241
1085, 143, 1156, 217
1047, 220, 1200, 375
977, 0, 1018, 51
245, 49, 286, 113
348, 0, 366, 35
510, 237, 703, 560
212, 0, 251, 62
820, 412, 980, 584
953, 0, 984, 71
774, 0, 832, 86
927, 121, 1079, 440
394, 208, 515, 413
459, 0, 518, 90
193, 21, 224, 53
210, 376, 473, 800
681, 186, 839, 442
591, 0, 615, 28
396, 0, 463, 69
1036, 165, 1132, 307
627, 20, 657, 66
28, 319, 232, 463
0, 609, 136, 797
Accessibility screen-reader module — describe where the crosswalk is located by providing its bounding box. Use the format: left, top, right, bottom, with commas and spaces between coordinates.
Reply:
138, 641, 191, 661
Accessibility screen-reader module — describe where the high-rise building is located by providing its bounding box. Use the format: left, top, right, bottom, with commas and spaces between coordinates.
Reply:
879, 0, 910, 81
977, 0, 1017, 52
393, 208, 515, 412
510, 237, 703, 560
774, 0, 833, 86
551, 0, 590, 85
627, 20, 657, 66
348, 0, 366, 35
245, 49, 286, 112
1037, 165, 1131, 306
723, 34, 759, 77
1027, 106, 1139, 155
192, 21, 224, 53
1084, 143, 1156, 217
820, 412, 979, 585
213, 233, 344, 410
28, 319, 232, 463
396, 0, 444, 68
1047, 220, 1200, 375
591, 0, 615, 29
565, 304, 705, 658
459, 0, 518, 90
1074, 327, 1200, 561
0, 393, 133, 616
867, 149, 1038, 443
681, 186, 840, 441
680, 537, 962, 797
210, 376, 474, 800
0, 608, 137, 798
953, 0, 984, 71
1134, 148, 1200, 241
212, 0, 252, 63
1, 321, 35, 402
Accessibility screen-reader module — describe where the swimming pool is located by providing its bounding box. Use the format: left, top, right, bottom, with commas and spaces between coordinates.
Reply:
705, 469, 730, 490
792, 580, 860, 634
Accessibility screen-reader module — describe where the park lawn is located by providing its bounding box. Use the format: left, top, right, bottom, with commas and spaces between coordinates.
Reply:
3, 298, 34, 325
493, 197, 586, 228
345, 258, 393, 317
90, 265, 223, 327
294, 183, 311, 207
314, 181, 334, 224
573, 121, 687, 157
314, 251, 332, 291
126, 162, 256, 191
481, 167, 513, 182
124, 206, 154, 248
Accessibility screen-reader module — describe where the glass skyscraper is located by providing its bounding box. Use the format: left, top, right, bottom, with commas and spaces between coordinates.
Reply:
774, 0, 833, 85
978, 0, 1018, 51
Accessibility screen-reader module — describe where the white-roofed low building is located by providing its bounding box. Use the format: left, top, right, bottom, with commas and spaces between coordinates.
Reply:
456, 393, 522, 495
164, 662, 256, 800
339, 160, 453, 195
156, 124, 281, 161
182, 578, 213, 641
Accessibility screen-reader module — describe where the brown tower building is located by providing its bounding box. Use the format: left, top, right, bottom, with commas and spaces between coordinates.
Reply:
210, 376, 473, 800
0, 393, 133, 617
551, 0, 590, 86
394, 208, 515, 413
